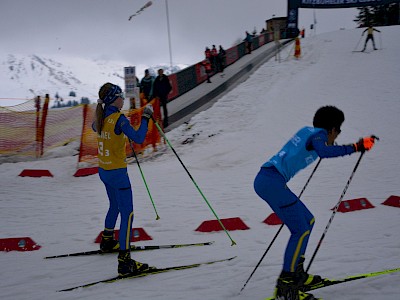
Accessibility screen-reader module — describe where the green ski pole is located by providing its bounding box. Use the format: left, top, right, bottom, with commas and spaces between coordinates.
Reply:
152, 117, 236, 246
129, 140, 160, 220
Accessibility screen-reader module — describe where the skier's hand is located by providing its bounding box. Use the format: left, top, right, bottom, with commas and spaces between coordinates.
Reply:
142, 104, 153, 120
353, 136, 378, 152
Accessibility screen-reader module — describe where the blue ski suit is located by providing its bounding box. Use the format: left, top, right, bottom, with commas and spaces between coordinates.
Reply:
94, 105, 148, 250
254, 127, 355, 272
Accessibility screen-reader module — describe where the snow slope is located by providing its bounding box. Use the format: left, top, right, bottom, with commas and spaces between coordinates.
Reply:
1, 26, 399, 300
0, 52, 186, 106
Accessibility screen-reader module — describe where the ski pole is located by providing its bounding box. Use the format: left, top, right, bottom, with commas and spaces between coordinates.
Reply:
151, 117, 237, 246
239, 158, 322, 293
129, 140, 160, 220
353, 34, 363, 52
306, 152, 366, 272
379, 31, 383, 50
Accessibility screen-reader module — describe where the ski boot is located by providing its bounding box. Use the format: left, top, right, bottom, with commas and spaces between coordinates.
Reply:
100, 230, 119, 253
296, 256, 324, 288
274, 271, 317, 300
118, 250, 150, 277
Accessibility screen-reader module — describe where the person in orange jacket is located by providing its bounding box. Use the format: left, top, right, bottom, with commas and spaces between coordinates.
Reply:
201, 59, 212, 83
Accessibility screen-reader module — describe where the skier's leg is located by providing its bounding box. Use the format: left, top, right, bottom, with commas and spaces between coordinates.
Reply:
279, 199, 314, 272
362, 38, 367, 51
99, 169, 120, 251
104, 183, 119, 229
372, 36, 377, 50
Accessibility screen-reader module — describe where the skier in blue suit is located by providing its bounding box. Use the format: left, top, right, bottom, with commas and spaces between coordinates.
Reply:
254, 106, 376, 300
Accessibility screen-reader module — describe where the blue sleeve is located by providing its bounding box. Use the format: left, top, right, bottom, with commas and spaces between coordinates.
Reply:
309, 131, 355, 158
115, 115, 148, 144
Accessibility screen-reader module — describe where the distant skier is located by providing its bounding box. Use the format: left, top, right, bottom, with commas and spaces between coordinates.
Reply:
254, 106, 377, 300
361, 25, 381, 51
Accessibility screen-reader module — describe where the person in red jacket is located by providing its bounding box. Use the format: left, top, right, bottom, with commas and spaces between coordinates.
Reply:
204, 47, 211, 61
201, 59, 212, 83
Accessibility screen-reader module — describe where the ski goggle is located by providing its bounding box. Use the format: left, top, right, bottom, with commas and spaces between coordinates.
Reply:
115, 92, 125, 100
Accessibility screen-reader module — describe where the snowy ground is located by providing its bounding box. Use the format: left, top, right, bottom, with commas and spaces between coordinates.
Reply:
1, 26, 400, 300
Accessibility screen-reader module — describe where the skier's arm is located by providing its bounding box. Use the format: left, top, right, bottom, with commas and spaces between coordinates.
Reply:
308, 132, 355, 158
115, 105, 153, 144
116, 114, 148, 144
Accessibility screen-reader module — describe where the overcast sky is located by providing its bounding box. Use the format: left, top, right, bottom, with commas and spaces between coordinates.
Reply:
0, 0, 358, 69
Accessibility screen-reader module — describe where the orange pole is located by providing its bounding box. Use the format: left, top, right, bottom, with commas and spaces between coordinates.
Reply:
294, 37, 301, 59
77, 104, 89, 168
39, 94, 50, 156
35, 96, 41, 158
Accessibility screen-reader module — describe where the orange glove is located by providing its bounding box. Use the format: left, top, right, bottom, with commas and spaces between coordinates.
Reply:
353, 136, 378, 152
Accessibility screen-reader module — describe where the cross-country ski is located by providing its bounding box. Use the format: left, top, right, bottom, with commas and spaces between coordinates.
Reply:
264, 266, 400, 299
59, 256, 236, 292
44, 241, 214, 259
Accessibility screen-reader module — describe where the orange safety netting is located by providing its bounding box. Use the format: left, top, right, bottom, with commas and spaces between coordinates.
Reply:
77, 98, 163, 169
0, 105, 37, 157
1, 96, 163, 170
0, 96, 82, 159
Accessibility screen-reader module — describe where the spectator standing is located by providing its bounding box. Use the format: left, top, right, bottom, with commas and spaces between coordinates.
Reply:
300, 28, 305, 38
201, 59, 212, 83
204, 47, 211, 61
211, 45, 218, 71
244, 31, 253, 54
140, 69, 154, 102
153, 69, 172, 128
218, 45, 226, 73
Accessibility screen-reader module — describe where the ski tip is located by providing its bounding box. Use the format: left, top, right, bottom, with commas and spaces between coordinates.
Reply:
205, 241, 215, 245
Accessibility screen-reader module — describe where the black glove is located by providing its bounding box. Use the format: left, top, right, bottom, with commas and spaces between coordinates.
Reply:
142, 104, 153, 120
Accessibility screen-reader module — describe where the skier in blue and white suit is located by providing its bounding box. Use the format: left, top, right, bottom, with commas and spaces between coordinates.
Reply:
254, 106, 377, 300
